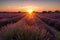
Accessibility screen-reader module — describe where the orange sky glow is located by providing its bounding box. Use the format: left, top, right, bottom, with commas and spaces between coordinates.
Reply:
0, 0, 60, 12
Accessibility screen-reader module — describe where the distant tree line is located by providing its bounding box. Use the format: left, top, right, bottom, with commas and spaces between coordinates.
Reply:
42, 10, 60, 13
0, 10, 60, 13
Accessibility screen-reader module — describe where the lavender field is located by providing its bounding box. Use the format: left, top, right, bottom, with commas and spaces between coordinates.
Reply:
0, 12, 60, 40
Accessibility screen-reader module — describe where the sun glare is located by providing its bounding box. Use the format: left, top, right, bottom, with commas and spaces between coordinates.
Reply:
27, 9, 33, 14
24, 7, 35, 19
25, 9, 35, 20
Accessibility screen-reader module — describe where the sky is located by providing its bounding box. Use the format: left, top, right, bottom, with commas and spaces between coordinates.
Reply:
0, 0, 60, 12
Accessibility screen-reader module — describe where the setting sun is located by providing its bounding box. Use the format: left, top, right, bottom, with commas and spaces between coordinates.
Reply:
27, 9, 33, 14
25, 9, 35, 19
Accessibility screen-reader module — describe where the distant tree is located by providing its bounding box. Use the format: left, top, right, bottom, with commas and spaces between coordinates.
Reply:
18, 11, 21, 13
54, 10, 60, 13
33, 11, 40, 13
33, 11, 36, 13
48, 11, 53, 13
42, 11, 47, 13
